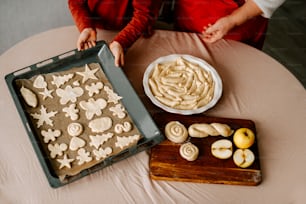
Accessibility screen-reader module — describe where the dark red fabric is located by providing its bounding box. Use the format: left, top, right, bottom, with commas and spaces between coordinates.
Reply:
68, 0, 161, 49
174, 0, 268, 49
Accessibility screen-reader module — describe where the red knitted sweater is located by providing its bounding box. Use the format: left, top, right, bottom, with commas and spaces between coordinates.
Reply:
68, 0, 161, 49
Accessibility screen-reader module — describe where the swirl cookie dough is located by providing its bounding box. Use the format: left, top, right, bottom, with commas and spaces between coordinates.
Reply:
148, 57, 215, 110
179, 142, 199, 161
67, 122, 83, 137
165, 121, 188, 143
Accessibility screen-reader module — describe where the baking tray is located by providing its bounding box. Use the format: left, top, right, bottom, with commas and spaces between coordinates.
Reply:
5, 41, 164, 188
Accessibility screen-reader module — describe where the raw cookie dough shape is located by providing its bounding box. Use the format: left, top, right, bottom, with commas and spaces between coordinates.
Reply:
179, 142, 199, 161
79, 98, 107, 120
93, 147, 113, 160
20, 86, 38, 108
56, 85, 84, 105
89, 133, 114, 149
188, 123, 234, 138
104, 85, 123, 104
69, 136, 86, 151
41, 129, 61, 143
114, 122, 132, 134
48, 143, 68, 159
88, 117, 112, 133
115, 135, 140, 149
67, 122, 83, 137
33, 75, 47, 89
76, 148, 92, 165
109, 104, 126, 119
85, 82, 103, 97
51, 74, 74, 88
164, 121, 188, 143
30, 105, 58, 128
39, 88, 54, 100
62, 104, 79, 121
72, 80, 80, 86
76, 64, 99, 83
56, 154, 75, 169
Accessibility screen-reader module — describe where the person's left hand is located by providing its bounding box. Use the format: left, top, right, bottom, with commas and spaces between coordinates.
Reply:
202, 16, 235, 43
109, 41, 124, 67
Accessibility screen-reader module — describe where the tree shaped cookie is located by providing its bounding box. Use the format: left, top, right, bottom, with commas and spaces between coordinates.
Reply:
115, 135, 140, 149
89, 133, 113, 149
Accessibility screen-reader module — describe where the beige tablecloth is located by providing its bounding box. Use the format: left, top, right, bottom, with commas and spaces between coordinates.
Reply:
0, 26, 305, 203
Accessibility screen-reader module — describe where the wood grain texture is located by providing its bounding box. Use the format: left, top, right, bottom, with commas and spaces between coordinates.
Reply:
149, 113, 262, 186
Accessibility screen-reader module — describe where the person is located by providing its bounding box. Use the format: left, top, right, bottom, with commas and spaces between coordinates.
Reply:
174, 0, 285, 49
68, 0, 161, 67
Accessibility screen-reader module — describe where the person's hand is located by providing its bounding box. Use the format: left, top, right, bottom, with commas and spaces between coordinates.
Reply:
77, 28, 97, 51
201, 16, 235, 43
109, 41, 124, 67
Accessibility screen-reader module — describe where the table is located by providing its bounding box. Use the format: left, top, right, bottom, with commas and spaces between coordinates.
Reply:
0, 26, 305, 203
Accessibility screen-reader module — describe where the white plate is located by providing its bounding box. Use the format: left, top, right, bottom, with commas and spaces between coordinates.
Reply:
143, 54, 223, 115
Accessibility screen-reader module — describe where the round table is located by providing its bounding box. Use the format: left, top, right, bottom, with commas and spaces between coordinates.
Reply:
0, 26, 305, 203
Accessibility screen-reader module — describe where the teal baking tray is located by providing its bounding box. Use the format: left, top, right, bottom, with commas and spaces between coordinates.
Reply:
5, 41, 164, 188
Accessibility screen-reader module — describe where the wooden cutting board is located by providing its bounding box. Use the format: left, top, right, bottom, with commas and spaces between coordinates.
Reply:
149, 113, 262, 186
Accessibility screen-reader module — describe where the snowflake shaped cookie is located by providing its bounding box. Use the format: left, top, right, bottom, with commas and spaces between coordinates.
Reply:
85, 82, 104, 97
30, 105, 58, 128
56, 154, 74, 169
76, 64, 99, 83
89, 133, 113, 149
62, 104, 79, 121
76, 148, 92, 165
48, 143, 68, 158
51, 74, 74, 88
109, 104, 126, 119
93, 147, 112, 160
104, 85, 122, 104
56, 85, 84, 105
41, 129, 61, 143
79, 98, 107, 120
115, 135, 140, 149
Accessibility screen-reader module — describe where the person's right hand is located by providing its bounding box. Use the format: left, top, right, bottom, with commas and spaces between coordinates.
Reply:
77, 28, 97, 51
201, 16, 235, 43
109, 41, 124, 67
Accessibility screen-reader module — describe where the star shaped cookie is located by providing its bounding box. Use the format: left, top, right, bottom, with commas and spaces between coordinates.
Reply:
76, 64, 99, 83
56, 154, 74, 169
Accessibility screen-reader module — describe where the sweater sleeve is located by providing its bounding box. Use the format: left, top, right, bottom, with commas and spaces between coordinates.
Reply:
68, 0, 95, 32
113, 0, 162, 50
252, 0, 286, 18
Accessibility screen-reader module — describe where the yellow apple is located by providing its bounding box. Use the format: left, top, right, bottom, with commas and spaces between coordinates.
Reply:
233, 128, 255, 149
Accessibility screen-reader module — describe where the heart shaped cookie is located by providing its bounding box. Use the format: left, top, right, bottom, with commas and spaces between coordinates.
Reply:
69, 137, 86, 151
